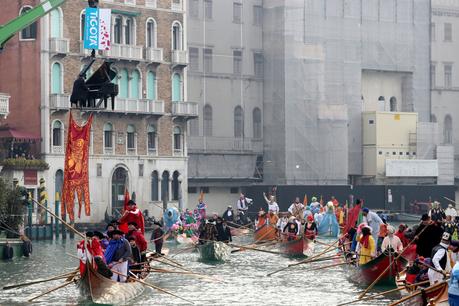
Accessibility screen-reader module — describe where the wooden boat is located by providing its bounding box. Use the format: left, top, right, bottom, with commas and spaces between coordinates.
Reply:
347, 250, 408, 288
197, 241, 231, 262
230, 227, 251, 237
390, 281, 448, 306
279, 237, 314, 257
254, 224, 277, 243
78, 261, 147, 304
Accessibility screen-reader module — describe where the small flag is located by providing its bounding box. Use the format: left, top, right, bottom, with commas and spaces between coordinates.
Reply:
303, 194, 308, 205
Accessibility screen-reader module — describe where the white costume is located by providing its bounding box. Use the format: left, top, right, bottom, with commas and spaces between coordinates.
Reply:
363, 210, 383, 243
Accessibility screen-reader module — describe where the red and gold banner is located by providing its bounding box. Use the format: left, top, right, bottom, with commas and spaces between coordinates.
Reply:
61, 113, 93, 221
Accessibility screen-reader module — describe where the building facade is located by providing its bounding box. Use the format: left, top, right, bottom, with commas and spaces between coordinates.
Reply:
431, 0, 459, 188
0, 0, 197, 223
186, 0, 264, 210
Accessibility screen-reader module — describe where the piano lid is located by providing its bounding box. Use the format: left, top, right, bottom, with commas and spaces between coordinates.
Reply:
85, 61, 117, 85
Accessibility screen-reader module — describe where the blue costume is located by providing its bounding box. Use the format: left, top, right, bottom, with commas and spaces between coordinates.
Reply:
163, 207, 180, 230
317, 204, 340, 237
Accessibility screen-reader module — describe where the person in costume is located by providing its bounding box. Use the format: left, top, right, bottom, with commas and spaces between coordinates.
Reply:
445, 215, 457, 236
288, 197, 304, 219
449, 259, 459, 305
197, 199, 207, 220
268, 210, 279, 229
150, 222, 165, 255
277, 213, 289, 236
263, 192, 279, 214
199, 219, 218, 244
331, 196, 339, 207
317, 201, 340, 237
222, 205, 235, 222
304, 215, 318, 240
216, 217, 232, 242
429, 232, 451, 285
357, 226, 376, 265
127, 222, 147, 261
163, 207, 180, 231
381, 225, 403, 253
128, 236, 142, 274
255, 210, 268, 230
118, 200, 145, 235
377, 218, 388, 253
446, 204, 458, 218
283, 216, 299, 241
104, 230, 132, 282
429, 201, 446, 222
362, 207, 383, 243
415, 214, 444, 258
236, 193, 252, 225
395, 224, 410, 247
310, 197, 321, 215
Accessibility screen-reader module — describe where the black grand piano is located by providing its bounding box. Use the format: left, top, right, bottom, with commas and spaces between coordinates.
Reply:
70, 59, 118, 110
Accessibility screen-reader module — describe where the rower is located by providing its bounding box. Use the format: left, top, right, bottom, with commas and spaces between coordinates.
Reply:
380, 225, 403, 254
150, 221, 165, 255
288, 197, 304, 218
127, 222, 147, 262
428, 232, 451, 285
222, 205, 235, 223
118, 200, 145, 235
283, 216, 299, 241
362, 207, 383, 244
128, 236, 142, 274
357, 226, 376, 265
304, 215, 317, 240
104, 230, 132, 283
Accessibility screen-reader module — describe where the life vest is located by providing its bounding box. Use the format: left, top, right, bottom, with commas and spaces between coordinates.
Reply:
431, 244, 448, 270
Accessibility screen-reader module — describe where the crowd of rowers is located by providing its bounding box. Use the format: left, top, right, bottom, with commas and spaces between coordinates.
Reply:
341, 200, 459, 303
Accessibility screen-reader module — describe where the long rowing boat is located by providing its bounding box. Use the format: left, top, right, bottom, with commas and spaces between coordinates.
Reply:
391, 281, 448, 306
197, 241, 232, 262
279, 237, 314, 257
78, 262, 148, 304
253, 224, 277, 243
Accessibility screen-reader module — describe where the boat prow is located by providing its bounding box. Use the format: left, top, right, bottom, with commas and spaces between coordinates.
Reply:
197, 241, 231, 262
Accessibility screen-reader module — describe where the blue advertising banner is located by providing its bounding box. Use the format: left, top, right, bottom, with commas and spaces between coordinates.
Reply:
83, 8, 111, 51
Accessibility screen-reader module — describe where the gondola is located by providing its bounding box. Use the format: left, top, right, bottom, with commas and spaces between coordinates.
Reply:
390, 281, 448, 306
78, 261, 148, 305
279, 237, 314, 257
346, 250, 409, 288
197, 241, 231, 262
253, 224, 277, 243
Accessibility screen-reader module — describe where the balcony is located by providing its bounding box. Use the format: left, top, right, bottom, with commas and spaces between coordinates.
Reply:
50, 94, 70, 110
0, 93, 10, 118
104, 44, 143, 61
188, 137, 263, 154
145, 47, 163, 63
172, 102, 198, 117
125, 0, 136, 5
171, 50, 187, 66
171, 0, 182, 11
113, 98, 165, 114
145, 0, 157, 8
49, 38, 69, 54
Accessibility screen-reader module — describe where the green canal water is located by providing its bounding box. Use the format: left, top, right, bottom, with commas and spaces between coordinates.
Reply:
0, 235, 402, 305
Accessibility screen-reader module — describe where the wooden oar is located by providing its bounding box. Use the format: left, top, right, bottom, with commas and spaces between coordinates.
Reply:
358, 223, 431, 299
170, 245, 198, 258
147, 250, 184, 267
65, 252, 79, 260
267, 236, 341, 276
307, 261, 349, 272
28, 280, 75, 302
32, 198, 85, 239
149, 256, 221, 282
228, 242, 286, 255
3, 270, 78, 290
110, 270, 194, 304
387, 281, 448, 306
336, 280, 431, 306
231, 240, 278, 254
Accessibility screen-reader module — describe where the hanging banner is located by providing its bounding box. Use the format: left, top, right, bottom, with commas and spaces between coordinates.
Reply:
83, 7, 111, 51
61, 113, 93, 221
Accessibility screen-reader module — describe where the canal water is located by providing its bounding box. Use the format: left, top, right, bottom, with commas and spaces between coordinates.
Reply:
0, 235, 402, 306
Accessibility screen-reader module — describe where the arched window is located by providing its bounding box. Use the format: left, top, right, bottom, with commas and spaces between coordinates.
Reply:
390, 97, 397, 112
127, 124, 136, 151
50, 9, 62, 38
172, 73, 182, 101
20, 7, 37, 40
234, 106, 244, 137
146, 18, 157, 48
161, 171, 170, 204
131, 70, 140, 99
172, 21, 183, 50
147, 124, 157, 153
114, 16, 122, 44
203, 104, 213, 136
253, 107, 262, 139
55, 170, 64, 197
125, 17, 134, 45
51, 63, 63, 94
80, 10, 85, 40
173, 127, 182, 151
52, 120, 63, 147
119, 69, 129, 98
147, 71, 156, 100
103, 123, 114, 151
151, 171, 159, 201
172, 171, 180, 201
444, 115, 453, 144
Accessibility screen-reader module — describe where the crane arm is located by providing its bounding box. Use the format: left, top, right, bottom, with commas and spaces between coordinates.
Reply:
0, 0, 67, 50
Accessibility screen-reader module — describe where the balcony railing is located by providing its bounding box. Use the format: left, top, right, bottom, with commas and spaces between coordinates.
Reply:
171, 0, 182, 11
145, 0, 157, 8
50, 94, 70, 109
145, 47, 163, 63
49, 38, 69, 54
52, 146, 64, 154
104, 44, 143, 61
172, 102, 198, 117
171, 50, 187, 66
0, 93, 10, 118
188, 137, 263, 153
125, 0, 136, 5
114, 98, 165, 114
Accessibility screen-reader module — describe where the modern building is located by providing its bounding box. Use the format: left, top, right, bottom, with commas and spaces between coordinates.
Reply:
186, 0, 264, 209
0, 0, 197, 223
431, 0, 459, 189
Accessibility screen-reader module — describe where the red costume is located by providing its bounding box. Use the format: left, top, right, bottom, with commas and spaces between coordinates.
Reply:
119, 208, 145, 235
88, 237, 105, 259
128, 229, 147, 252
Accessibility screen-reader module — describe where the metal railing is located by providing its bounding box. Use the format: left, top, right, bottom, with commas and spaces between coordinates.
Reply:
115, 98, 164, 114
50, 94, 70, 109
145, 47, 163, 62
171, 50, 187, 65
0, 93, 10, 118
145, 0, 157, 8
49, 38, 69, 54
171, 0, 182, 11
172, 102, 198, 116
188, 136, 263, 153
105, 44, 143, 61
